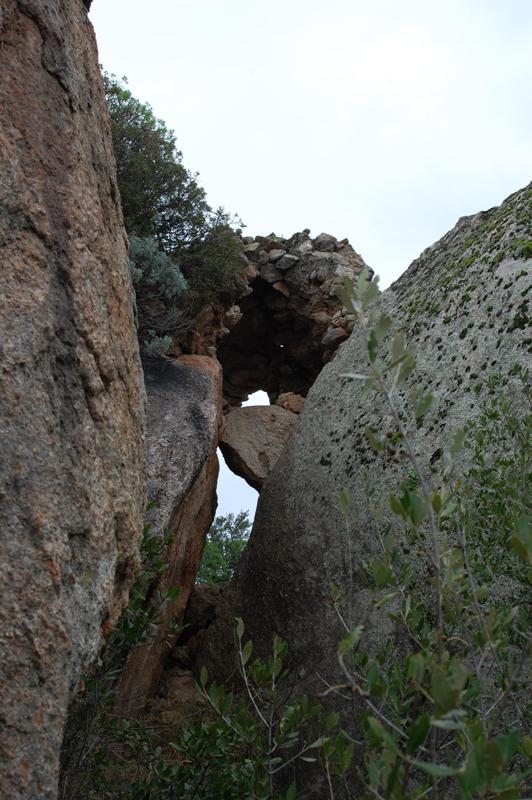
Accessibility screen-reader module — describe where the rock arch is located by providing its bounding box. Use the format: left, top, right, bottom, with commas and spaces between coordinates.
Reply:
218, 230, 369, 406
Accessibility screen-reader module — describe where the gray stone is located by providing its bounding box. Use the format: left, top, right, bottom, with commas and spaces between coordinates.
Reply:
243, 241, 261, 255
292, 239, 313, 255
200, 184, 532, 796
276, 253, 300, 270
116, 355, 223, 714
313, 232, 338, 251
263, 237, 286, 253
142, 356, 223, 542
269, 248, 287, 262
259, 262, 283, 283
0, 3, 146, 797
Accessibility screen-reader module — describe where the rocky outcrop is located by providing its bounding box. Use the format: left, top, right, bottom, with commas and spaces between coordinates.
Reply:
219, 231, 369, 405
0, 2, 146, 798
116, 356, 223, 714
220, 405, 297, 490
168, 231, 370, 406
198, 185, 531, 791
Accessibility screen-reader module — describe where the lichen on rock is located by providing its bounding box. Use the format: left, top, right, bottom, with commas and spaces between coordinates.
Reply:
197, 186, 531, 795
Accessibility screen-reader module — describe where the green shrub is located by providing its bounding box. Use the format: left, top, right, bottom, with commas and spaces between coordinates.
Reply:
180, 218, 247, 307
60, 611, 339, 799
104, 74, 245, 350
104, 74, 210, 248
129, 235, 188, 353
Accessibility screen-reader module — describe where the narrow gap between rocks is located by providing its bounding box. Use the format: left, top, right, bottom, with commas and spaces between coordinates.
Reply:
216, 390, 270, 519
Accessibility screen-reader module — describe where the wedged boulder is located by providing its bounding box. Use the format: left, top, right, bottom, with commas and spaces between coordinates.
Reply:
276, 392, 305, 414
198, 185, 531, 793
220, 405, 297, 490
115, 355, 223, 714
0, 3, 146, 798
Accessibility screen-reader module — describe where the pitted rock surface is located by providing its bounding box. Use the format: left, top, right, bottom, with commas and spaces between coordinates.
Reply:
0, 2, 146, 797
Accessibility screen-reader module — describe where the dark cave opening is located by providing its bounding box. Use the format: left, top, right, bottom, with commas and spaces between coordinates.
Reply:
217, 277, 326, 406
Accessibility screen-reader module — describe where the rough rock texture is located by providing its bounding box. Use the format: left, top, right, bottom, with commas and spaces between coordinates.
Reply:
182, 584, 222, 645
170, 301, 246, 360
116, 356, 223, 714
0, 3, 146, 798
219, 231, 369, 404
168, 231, 369, 405
220, 405, 297, 490
198, 186, 531, 793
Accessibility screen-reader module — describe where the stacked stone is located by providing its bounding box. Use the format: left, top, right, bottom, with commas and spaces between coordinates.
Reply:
241, 229, 369, 352
215, 230, 370, 406
169, 228, 370, 407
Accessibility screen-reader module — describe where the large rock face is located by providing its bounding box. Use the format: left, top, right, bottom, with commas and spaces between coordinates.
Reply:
0, 2, 146, 798
116, 356, 223, 714
199, 185, 531, 790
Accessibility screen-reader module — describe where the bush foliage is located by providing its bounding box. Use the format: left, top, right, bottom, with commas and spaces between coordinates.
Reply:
104, 74, 245, 352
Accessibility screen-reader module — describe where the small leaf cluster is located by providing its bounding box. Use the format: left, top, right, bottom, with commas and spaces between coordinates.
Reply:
192, 619, 351, 799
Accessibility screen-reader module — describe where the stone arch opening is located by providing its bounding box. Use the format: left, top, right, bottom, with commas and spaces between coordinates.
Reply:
217, 230, 368, 408
215, 390, 269, 517
218, 276, 322, 406
214, 230, 370, 491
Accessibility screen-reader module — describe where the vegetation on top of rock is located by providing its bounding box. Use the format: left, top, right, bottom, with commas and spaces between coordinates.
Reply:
104, 74, 245, 352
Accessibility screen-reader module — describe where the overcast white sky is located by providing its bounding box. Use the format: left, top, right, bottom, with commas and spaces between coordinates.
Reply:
91, 0, 531, 519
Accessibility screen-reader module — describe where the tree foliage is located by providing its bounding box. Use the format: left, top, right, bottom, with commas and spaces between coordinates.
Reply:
196, 511, 251, 585
105, 74, 210, 249
103, 74, 245, 351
